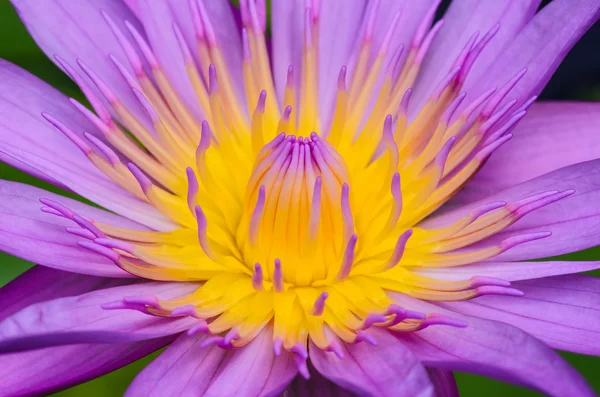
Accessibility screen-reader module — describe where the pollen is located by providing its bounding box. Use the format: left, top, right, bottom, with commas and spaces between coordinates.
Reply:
41, 0, 572, 377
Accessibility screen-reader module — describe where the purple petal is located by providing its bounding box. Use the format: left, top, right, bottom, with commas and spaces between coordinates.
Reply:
0, 180, 149, 277
438, 274, 600, 356
0, 61, 173, 230
135, 1, 204, 121
0, 281, 198, 352
126, 327, 297, 397
316, 0, 366, 121
10, 0, 151, 127
134, 1, 244, 121
425, 159, 600, 261
272, 1, 433, 123
0, 336, 173, 397
0, 266, 132, 321
310, 328, 434, 397
392, 293, 595, 397
426, 368, 459, 397
413, 0, 540, 107
416, 260, 600, 283
271, 0, 307, 101
284, 363, 357, 396
463, 0, 600, 112
458, 102, 600, 203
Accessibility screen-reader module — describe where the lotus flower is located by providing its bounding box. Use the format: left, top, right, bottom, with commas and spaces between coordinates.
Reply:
1, 0, 600, 396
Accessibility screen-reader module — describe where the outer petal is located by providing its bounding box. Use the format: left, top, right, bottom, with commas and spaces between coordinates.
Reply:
0, 336, 173, 397
310, 328, 434, 397
0, 266, 131, 320
0, 180, 144, 277
0, 281, 198, 352
426, 368, 459, 397
0, 61, 173, 230
392, 294, 594, 397
458, 102, 600, 203
284, 365, 357, 396
424, 159, 600, 261
438, 274, 600, 356
415, 260, 600, 283
126, 327, 297, 397
463, 0, 600, 111
10, 0, 151, 126
413, 0, 540, 107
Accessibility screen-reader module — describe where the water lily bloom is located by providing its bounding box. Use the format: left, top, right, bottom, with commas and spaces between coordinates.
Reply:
2, 0, 600, 395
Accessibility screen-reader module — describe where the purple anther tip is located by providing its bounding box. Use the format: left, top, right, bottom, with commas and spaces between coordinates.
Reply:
363, 313, 387, 329
476, 286, 525, 297
326, 341, 345, 359
295, 355, 311, 379
312, 292, 328, 316
123, 295, 160, 308
274, 259, 284, 292
77, 240, 120, 263
127, 163, 152, 193
291, 343, 309, 360
200, 336, 224, 349
273, 338, 283, 356
470, 276, 511, 288
355, 330, 377, 346
172, 304, 199, 318
187, 321, 209, 336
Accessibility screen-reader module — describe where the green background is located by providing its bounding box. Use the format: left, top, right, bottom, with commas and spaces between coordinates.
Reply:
0, 0, 598, 395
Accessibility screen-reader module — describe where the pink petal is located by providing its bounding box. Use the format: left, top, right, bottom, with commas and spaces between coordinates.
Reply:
10, 0, 152, 127
126, 326, 297, 397
0, 61, 174, 230
0, 266, 131, 321
0, 281, 198, 353
426, 368, 459, 397
135, 0, 244, 121
425, 159, 600, 261
285, 363, 358, 396
0, 336, 172, 397
413, 0, 540, 107
438, 274, 600, 356
458, 102, 600, 203
310, 328, 434, 397
463, 0, 600, 112
0, 180, 148, 277
416, 260, 600, 283
392, 294, 595, 397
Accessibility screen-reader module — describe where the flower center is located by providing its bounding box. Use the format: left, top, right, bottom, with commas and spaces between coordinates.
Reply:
240, 132, 350, 287
38, 0, 571, 377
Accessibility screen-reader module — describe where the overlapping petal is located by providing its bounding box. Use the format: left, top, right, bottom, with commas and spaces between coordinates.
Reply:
310, 329, 434, 397
426, 368, 459, 397
10, 0, 151, 126
0, 281, 198, 352
464, 0, 600, 110
438, 274, 600, 356
424, 159, 600, 261
416, 260, 600, 283
0, 61, 174, 230
413, 0, 540, 106
0, 266, 131, 320
126, 327, 297, 397
457, 102, 600, 203
0, 336, 173, 397
0, 180, 150, 277
393, 294, 595, 397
